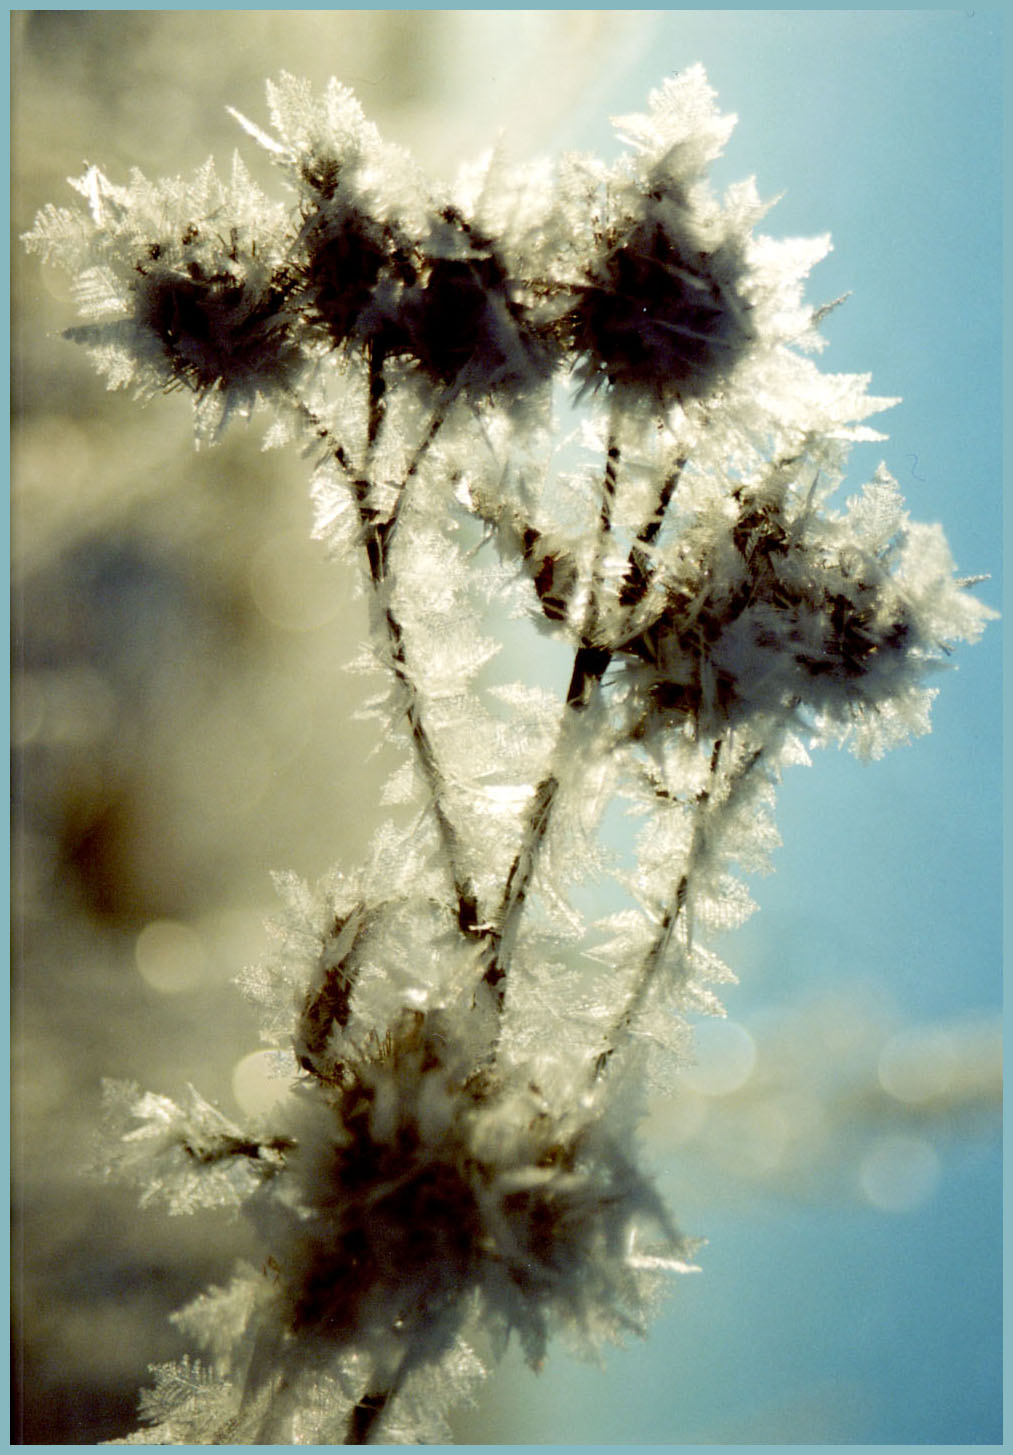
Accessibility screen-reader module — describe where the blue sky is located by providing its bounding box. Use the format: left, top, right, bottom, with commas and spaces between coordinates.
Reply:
561, 8, 1003, 1020
659, 11, 1004, 1024
455, 11, 1002, 1444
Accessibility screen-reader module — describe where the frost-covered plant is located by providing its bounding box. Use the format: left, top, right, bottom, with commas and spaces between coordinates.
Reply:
23, 67, 993, 1445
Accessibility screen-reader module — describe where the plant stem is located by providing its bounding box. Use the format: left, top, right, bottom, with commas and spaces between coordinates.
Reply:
594, 737, 765, 1079
345, 1389, 391, 1445
352, 380, 453, 584
482, 434, 691, 1019
479, 426, 623, 1008
480, 770, 557, 1005
618, 454, 687, 611
294, 388, 479, 934
584, 421, 621, 644
180, 1133, 294, 1168
366, 344, 386, 450
381, 604, 479, 933
595, 741, 723, 1077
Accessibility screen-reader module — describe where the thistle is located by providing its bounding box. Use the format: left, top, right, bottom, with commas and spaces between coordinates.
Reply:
23, 65, 993, 1445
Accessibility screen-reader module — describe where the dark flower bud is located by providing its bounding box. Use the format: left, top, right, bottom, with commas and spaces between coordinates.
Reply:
395, 209, 559, 399
298, 205, 416, 353
566, 208, 755, 405
132, 237, 298, 395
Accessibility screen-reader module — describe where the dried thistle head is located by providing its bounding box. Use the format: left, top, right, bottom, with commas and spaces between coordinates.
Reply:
130, 230, 300, 396
613, 467, 994, 753
23, 157, 302, 440
566, 205, 756, 406
390, 207, 560, 402
248, 1008, 690, 1390
297, 204, 416, 354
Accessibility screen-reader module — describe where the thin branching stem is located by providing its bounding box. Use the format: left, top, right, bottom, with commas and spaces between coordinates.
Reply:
345, 1389, 392, 1445
381, 604, 479, 932
292, 387, 479, 933
344, 1344, 411, 1445
352, 377, 457, 583
618, 454, 688, 612
181, 1133, 294, 1167
479, 418, 626, 1007
480, 770, 557, 1004
593, 738, 723, 1079
594, 737, 765, 1080
482, 426, 689, 1012
366, 345, 387, 451
585, 415, 622, 645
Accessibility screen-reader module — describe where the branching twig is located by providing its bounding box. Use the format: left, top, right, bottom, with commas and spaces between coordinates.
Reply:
596, 738, 768, 1079
345, 1389, 391, 1445
479, 422, 627, 1008
618, 454, 687, 611
293, 390, 478, 933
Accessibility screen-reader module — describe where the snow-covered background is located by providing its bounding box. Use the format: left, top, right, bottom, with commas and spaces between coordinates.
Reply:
13, 11, 1001, 1443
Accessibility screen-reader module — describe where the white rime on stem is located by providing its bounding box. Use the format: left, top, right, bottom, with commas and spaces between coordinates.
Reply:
24, 64, 994, 1445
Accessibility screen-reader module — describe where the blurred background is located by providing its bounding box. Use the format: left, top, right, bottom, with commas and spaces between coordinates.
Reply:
12, 10, 1002, 1445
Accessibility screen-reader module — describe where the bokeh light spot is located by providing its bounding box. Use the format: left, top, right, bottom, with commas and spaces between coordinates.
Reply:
680, 1018, 757, 1096
859, 1134, 940, 1213
250, 529, 344, 632
878, 1026, 957, 1103
135, 918, 207, 993
232, 1049, 297, 1118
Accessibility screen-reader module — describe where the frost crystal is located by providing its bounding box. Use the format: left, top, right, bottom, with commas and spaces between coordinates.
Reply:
24, 65, 993, 1445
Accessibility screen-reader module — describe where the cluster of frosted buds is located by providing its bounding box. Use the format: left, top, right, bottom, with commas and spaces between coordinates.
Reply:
608, 460, 990, 749
480, 427, 989, 762
234, 75, 563, 410
102, 1000, 689, 1445
23, 72, 565, 441
23, 69, 792, 441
